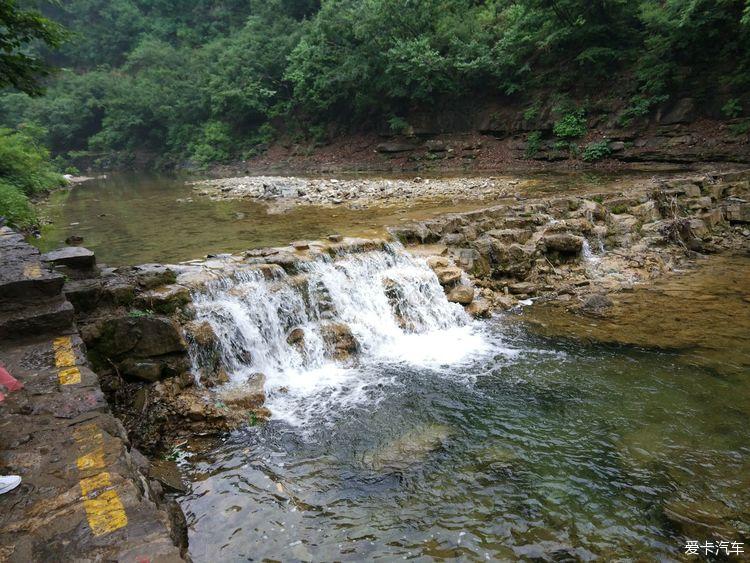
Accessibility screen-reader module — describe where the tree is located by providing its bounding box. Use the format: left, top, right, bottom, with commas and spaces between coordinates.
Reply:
0, 0, 67, 95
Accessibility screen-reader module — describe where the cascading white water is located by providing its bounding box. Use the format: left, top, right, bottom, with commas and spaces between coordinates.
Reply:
189, 245, 489, 423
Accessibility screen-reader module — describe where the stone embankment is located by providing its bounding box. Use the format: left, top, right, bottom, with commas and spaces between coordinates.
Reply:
0, 229, 185, 561
390, 169, 750, 314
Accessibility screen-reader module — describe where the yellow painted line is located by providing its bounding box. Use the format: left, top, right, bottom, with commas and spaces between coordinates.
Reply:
58, 367, 82, 385
23, 263, 42, 279
53, 337, 82, 385
73, 425, 128, 536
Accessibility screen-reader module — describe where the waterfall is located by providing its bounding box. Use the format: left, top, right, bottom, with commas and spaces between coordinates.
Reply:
188, 245, 487, 422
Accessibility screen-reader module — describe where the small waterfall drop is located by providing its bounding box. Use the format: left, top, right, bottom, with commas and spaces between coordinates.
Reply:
188, 245, 488, 423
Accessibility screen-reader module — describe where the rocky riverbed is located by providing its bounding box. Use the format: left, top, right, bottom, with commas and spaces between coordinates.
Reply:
190, 174, 532, 209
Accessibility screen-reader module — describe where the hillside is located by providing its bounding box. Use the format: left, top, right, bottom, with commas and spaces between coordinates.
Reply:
1, 0, 749, 170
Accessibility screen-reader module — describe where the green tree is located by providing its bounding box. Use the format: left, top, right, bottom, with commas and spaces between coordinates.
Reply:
0, 0, 67, 95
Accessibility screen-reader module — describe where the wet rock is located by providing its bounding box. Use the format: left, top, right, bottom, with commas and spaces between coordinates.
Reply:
149, 459, 187, 494
363, 423, 451, 470
41, 246, 96, 269
88, 315, 187, 359
486, 228, 532, 245
64, 235, 84, 245
101, 277, 136, 305
426, 256, 450, 269
291, 240, 310, 251
447, 284, 474, 305
540, 233, 584, 254
435, 267, 463, 286
509, 282, 536, 295
131, 264, 177, 289
327, 234, 343, 242
135, 284, 191, 314
119, 354, 190, 383
286, 327, 305, 349
607, 213, 639, 235
184, 320, 217, 348
466, 298, 491, 318
388, 224, 439, 244
577, 293, 613, 317
219, 373, 266, 410
321, 322, 359, 359
63, 278, 102, 312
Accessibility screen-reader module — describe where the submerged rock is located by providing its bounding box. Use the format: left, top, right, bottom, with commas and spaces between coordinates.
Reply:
219, 373, 266, 410
321, 322, 359, 359
363, 423, 451, 471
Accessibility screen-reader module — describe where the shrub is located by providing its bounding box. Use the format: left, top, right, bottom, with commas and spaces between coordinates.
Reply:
618, 94, 668, 127
190, 121, 233, 165
525, 131, 542, 157
523, 102, 541, 122
729, 120, 750, 136
0, 181, 35, 227
388, 116, 410, 135
0, 126, 65, 195
582, 140, 612, 162
722, 98, 743, 119
553, 110, 587, 139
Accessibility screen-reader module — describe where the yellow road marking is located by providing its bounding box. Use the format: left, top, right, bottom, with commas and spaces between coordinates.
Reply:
23, 263, 42, 279
58, 367, 82, 385
74, 425, 128, 536
53, 337, 81, 385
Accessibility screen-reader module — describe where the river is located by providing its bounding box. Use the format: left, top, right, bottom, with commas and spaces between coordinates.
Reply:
34, 171, 750, 560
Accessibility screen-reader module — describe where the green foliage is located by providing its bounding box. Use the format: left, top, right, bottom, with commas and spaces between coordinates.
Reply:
0, 0, 68, 95
0, 125, 65, 195
582, 140, 612, 162
619, 94, 668, 126
722, 98, 743, 118
729, 120, 750, 136
1, 0, 749, 166
190, 121, 233, 165
388, 116, 410, 135
525, 131, 542, 157
553, 110, 587, 139
0, 180, 35, 227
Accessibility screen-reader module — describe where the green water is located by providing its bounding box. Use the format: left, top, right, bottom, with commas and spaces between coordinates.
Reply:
178, 320, 749, 561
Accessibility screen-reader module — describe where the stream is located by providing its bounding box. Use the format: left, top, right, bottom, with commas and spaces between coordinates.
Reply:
33, 172, 750, 560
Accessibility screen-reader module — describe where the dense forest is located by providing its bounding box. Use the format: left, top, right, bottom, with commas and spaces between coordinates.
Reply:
1, 0, 750, 225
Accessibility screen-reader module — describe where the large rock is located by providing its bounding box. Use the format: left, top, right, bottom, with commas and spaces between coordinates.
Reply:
220, 373, 266, 409
135, 284, 191, 314
376, 140, 418, 153
659, 98, 696, 125
130, 264, 177, 289
724, 202, 750, 223
87, 315, 186, 359
466, 298, 491, 318
320, 322, 359, 359
540, 233, 584, 254
41, 246, 96, 269
447, 284, 474, 305
435, 267, 463, 286
473, 237, 534, 279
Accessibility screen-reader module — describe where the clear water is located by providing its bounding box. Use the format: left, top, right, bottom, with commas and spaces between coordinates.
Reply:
179, 250, 750, 562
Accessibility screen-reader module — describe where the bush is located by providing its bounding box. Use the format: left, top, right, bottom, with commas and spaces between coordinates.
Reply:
525, 131, 542, 157
0, 126, 65, 195
553, 110, 587, 139
388, 116, 410, 135
722, 98, 743, 119
0, 181, 35, 227
582, 140, 612, 162
190, 121, 233, 165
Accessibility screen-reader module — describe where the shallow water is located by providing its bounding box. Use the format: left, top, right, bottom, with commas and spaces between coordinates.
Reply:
179, 320, 749, 561
177, 250, 750, 562
33, 170, 675, 266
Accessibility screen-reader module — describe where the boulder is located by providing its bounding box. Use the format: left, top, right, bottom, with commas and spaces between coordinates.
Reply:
63, 278, 102, 312
135, 284, 191, 314
321, 322, 359, 359
131, 264, 177, 289
447, 284, 474, 305
119, 354, 190, 382
466, 298, 491, 318
607, 213, 640, 235
724, 202, 750, 223
376, 140, 417, 153
220, 373, 266, 410
435, 267, 463, 286
509, 282, 536, 295
659, 98, 696, 125
424, 139, 447, 152
540, 233, 584, 254
286, 327, 305, 347
184, 320, 217, 348
88, 315, 186, 359
41, 247, 96, 269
